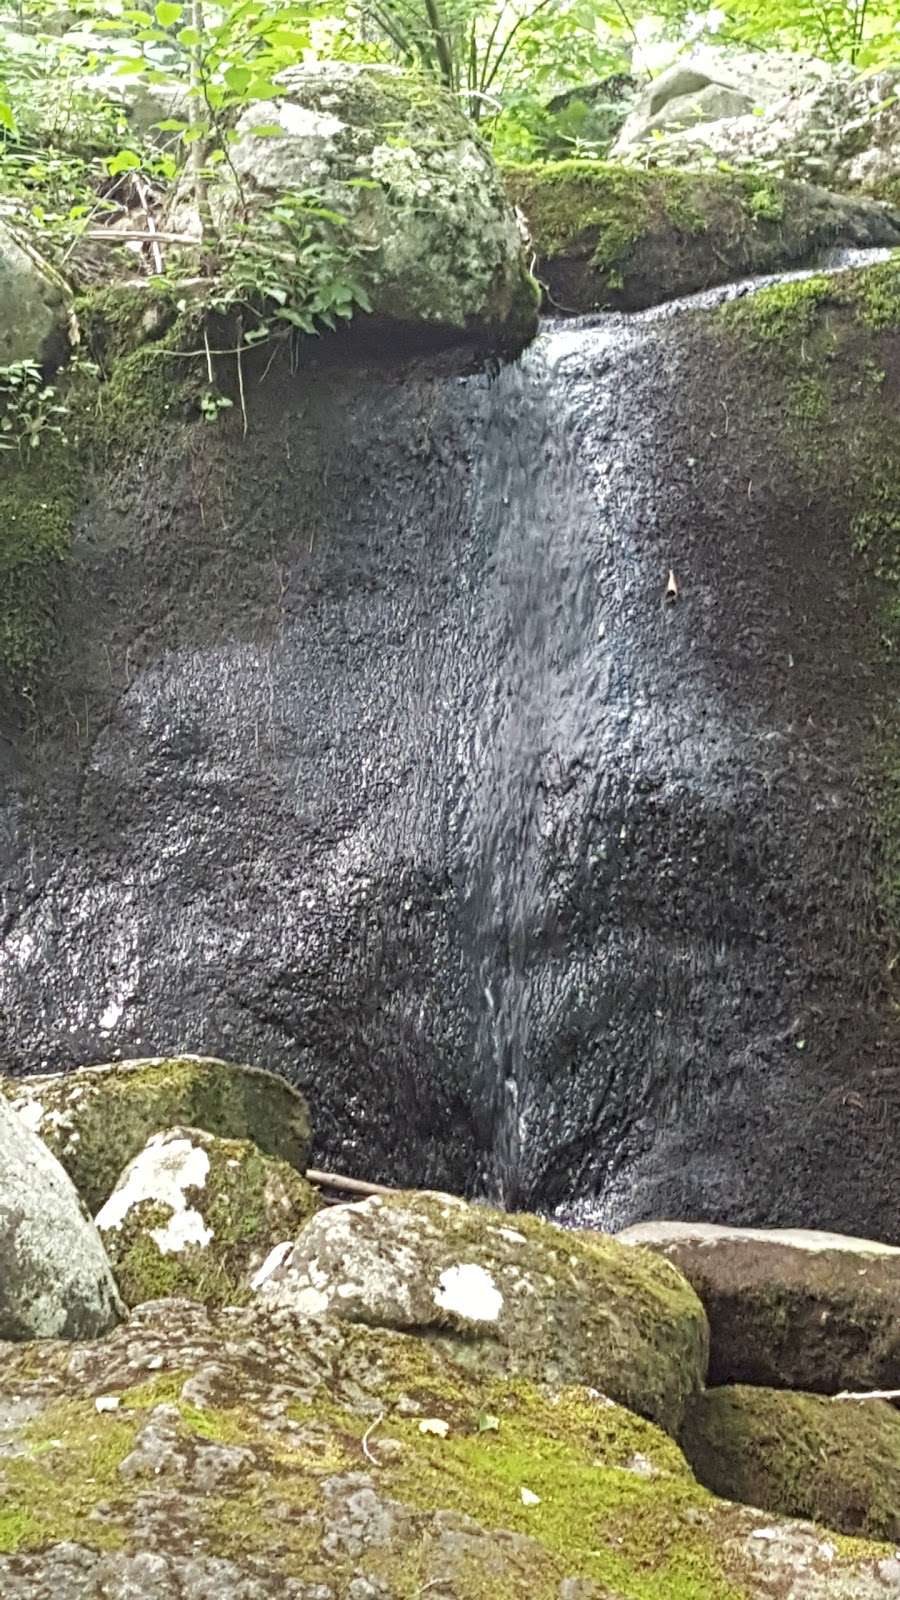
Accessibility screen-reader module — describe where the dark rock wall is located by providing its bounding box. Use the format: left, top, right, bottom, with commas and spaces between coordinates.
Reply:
1, 299, 898, 1234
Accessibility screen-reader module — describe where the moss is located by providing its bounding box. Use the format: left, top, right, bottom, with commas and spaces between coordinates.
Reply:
0, 1398, 137, 1553
680, 1386, 900, 1541
719, 273, 834, 347
3, 1055, 313, 1213
716, 257, 900, 976
504, 159, 708, 275
0, 435, 80, 684
101, 1128, 321, 1309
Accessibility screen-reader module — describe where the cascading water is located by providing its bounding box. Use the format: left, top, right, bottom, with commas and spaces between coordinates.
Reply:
2, 263, 899, 1237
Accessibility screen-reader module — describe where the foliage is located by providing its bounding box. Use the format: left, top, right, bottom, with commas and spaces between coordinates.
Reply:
0, 361, 69, 453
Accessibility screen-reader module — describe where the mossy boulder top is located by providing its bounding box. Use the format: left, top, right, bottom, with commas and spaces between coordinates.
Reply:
681, 1384, 900, 1543
2, 1055, 312, 1215
504, 160, 900, 314
618, 1220, 900, 1393
96, 1125, 321, 1310
193, 62, 538, 343
1, 1297, 899, 1598
256, 1190, 709, 1435
0, 1093, 123, 1342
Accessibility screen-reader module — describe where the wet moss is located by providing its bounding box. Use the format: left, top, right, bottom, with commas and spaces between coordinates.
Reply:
716, 257, 900, 972
0, 436, 80, 685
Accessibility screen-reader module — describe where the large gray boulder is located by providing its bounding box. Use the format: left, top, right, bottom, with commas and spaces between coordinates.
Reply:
618, 1221, 900, 1393
610, 46, 900, 194
0, 1091, 122, 1340
188, 62, 538, 345
0, 1296, 898, 1596
0, 218, 68, 367
256, 1190, 709, 1434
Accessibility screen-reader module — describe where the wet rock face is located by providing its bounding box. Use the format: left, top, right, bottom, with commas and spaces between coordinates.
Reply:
2, 267, 900, 1232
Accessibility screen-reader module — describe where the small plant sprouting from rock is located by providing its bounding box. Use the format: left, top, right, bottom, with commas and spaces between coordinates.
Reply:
0, 361, 69, 455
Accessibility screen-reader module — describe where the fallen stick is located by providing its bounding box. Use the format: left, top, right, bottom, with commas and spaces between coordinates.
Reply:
305, 1168, 401, 1199
833, 1389, 900, 1402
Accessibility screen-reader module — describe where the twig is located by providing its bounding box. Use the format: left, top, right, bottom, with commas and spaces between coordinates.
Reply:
305, 1168, 402, 1198
236, 314, 247, 438
135, 175, 165, 277
833, 1388, 900, 1402
362, 1411, 384, 1465
202, 325, 215, 386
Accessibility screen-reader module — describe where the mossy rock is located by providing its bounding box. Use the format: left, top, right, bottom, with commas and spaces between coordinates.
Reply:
96, 1124, 321, 1309
2, 1055, 312, 1214
681, 1385, 900, 1541
618, 1222, 900, 1394
256, 1190, 709, 1436
503, 160, 900, 312
190, 62, 539, 349
0, 1299, 898, 1597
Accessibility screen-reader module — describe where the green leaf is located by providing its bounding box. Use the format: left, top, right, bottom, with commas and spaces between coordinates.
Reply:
106, 148, 143, 174
155, 1, 184, 25
115, 58, 148, 75
153, 118, 189, 131
477, 1414, 500, 1433
248, 124, 285, 138
176, 25, 201, 45
0, 101, 14, 133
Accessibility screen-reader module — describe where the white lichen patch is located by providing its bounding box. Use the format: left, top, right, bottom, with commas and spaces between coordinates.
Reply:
278, 102, 345, 140
433, 1263, 503, 1323
96, 1133, 213, 1254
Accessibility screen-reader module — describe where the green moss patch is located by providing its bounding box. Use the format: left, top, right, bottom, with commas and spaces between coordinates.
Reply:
504, 162, 900, 313
717, 256, 900, 961
2, 1055, 313, 1214
681, 1385, 900, 1541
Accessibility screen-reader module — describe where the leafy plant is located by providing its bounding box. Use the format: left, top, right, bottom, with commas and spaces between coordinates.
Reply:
0, 361, 69, 453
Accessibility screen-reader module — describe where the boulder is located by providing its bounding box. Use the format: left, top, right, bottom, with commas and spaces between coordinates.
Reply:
612, 48, 837, 159
96, 1125, 321, 1308
505, 159, 900, 312
0, 218, 68, 368
0, 1297, 898, 1596
0, 1092, 122, 1340
681, 1385, 900, 1542
617, 1221, 900, 1392
188, 62, 538, 347
2, 1056, 313, 1214
256, 1190, 708, 1434
611, 47, 900, 198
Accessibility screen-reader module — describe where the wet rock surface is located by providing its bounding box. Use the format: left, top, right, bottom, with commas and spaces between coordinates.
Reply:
1, 1295, 899, 1598
617, 1221, 900, 1391
257, 1190, 708, 1434
1, 263, 900, 1233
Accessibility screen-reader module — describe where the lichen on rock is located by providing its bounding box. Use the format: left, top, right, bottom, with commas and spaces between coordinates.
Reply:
256, 1189, 709, 1436
3, 1055, 313, 1214
0, 1297, 898, 1597
195, 62, 540, 346
96, 1124, 321, 1308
